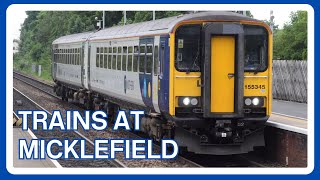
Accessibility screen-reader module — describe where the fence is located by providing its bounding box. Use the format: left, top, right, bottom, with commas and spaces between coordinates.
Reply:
272, 60, 307, 103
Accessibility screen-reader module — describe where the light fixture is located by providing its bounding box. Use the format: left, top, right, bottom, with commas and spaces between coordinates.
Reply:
252, 98, 260, 106
190, 98, 198, 106
183, 97, 190, 106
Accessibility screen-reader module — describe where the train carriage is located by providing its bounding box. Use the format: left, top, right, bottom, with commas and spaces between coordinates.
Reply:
52, 11, 272, 155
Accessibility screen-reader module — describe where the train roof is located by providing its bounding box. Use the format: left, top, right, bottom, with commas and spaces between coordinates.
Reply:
53, 11, 261, 44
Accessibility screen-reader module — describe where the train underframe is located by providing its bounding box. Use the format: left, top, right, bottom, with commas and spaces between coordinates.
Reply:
54, 82, 267, 155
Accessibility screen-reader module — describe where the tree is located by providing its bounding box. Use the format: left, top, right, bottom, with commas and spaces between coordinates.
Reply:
14, 11, 188, 80
273, 11, 307, 60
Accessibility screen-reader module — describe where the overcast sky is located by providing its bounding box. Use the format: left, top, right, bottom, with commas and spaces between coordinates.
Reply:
12, 10, 293, 40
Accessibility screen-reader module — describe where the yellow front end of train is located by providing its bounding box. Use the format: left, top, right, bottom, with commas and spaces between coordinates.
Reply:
168, 20, 272, 154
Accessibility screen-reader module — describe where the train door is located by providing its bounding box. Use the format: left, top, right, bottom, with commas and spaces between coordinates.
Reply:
202, 23, 244, 118
82, 41, 90, 89
210, 36, 235, 112
52, 47, 57, 80
80, 43, 85, 88
158, 37, 169, 112
139, 37, 154, 110
152, 37, 160, 113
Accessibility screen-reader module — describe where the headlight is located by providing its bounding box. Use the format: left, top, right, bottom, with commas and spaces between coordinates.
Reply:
178, 97, 200, 107
190, 98, 198, 106
252, 98, 260, 106
244, 98, 252, 106
244, 97, 264, 107
183, 97, 190, 105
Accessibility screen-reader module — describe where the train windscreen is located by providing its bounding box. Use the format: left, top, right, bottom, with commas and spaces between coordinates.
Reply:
244, 25, 268, 72
175, 24, 201, 72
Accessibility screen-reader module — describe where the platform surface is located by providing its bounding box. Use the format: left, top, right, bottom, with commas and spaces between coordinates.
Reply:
13, 128, 61, 168
269, 100, 308, 134
272, 99, 307, 119
269, 114, 307, 129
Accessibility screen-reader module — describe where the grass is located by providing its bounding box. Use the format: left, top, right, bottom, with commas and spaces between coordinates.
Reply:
13, 54, 54, 82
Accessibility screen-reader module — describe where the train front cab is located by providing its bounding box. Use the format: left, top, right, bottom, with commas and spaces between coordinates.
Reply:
169, 20, 273, 155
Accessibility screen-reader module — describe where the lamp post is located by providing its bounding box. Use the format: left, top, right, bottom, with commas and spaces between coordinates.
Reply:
95, 17, 103, 30
270, 10, 275, 33
102, 11, 105, 29
123, 11, 127, 25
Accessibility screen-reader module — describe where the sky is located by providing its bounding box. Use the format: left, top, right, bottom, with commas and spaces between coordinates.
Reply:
12, 10, 293, 40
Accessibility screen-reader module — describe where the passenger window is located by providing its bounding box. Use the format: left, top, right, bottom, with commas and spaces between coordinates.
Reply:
112, 55, 116, 69
72, 49, 74, 65
122, 46, 127, 71
160, 45, 165, 75
104, 52, 108, 68
100, 54, 104, 67
133, 54, 138, 72
77, 48, 80, 65
146, 55, 152, 74
128, 46, 133, 53
139, 44, 146, 73
134, 46, 139, 53
96, 47, 99, 67
140, 45, 145, 54
147, 45, 152, 53
100, 48, 104, 68
62, 49, 64, 64
117, 47, 122, 70
78, 48, 81, 65
67, 49, 69, 64
146, 45, 153, 74
112, 47, 117, 70
74, 49, 77, 65
70, 49, 72, 65
127, 54, 132, 71
71, 49, 73, 65
154, 46, 159, 75
65, 49, 67, 64
108, 55, 112, 69
133, 46, 139, 72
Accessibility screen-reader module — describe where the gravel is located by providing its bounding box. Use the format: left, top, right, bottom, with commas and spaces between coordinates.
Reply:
14, 75, 282, 168
13, 78, 200, 168
13, 88, 118, 168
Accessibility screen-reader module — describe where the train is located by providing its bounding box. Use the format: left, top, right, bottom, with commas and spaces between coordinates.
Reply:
52, 11, 273, 155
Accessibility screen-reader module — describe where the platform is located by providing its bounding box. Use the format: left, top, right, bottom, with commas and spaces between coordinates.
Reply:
13, 128, 62, 168
272, 99, 307, 119
269, 100, 308, 135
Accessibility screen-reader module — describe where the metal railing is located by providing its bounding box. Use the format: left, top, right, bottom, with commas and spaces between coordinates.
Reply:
272, 60, 307, 103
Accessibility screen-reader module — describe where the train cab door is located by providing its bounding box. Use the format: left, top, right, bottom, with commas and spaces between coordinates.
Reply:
202, 23, 244, 118
211, 36, 235, 113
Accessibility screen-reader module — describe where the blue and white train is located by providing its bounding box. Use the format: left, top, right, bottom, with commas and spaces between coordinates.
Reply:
52, 11, 273, 155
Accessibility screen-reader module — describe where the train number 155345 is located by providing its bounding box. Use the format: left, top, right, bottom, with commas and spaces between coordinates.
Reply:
245, 85, 265, 89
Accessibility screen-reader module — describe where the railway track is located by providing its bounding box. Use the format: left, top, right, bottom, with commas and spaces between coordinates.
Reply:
13, 87, 126, 168
13, 71, 59, 99
13, 71, 203, 167
13, 70, 269, 167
